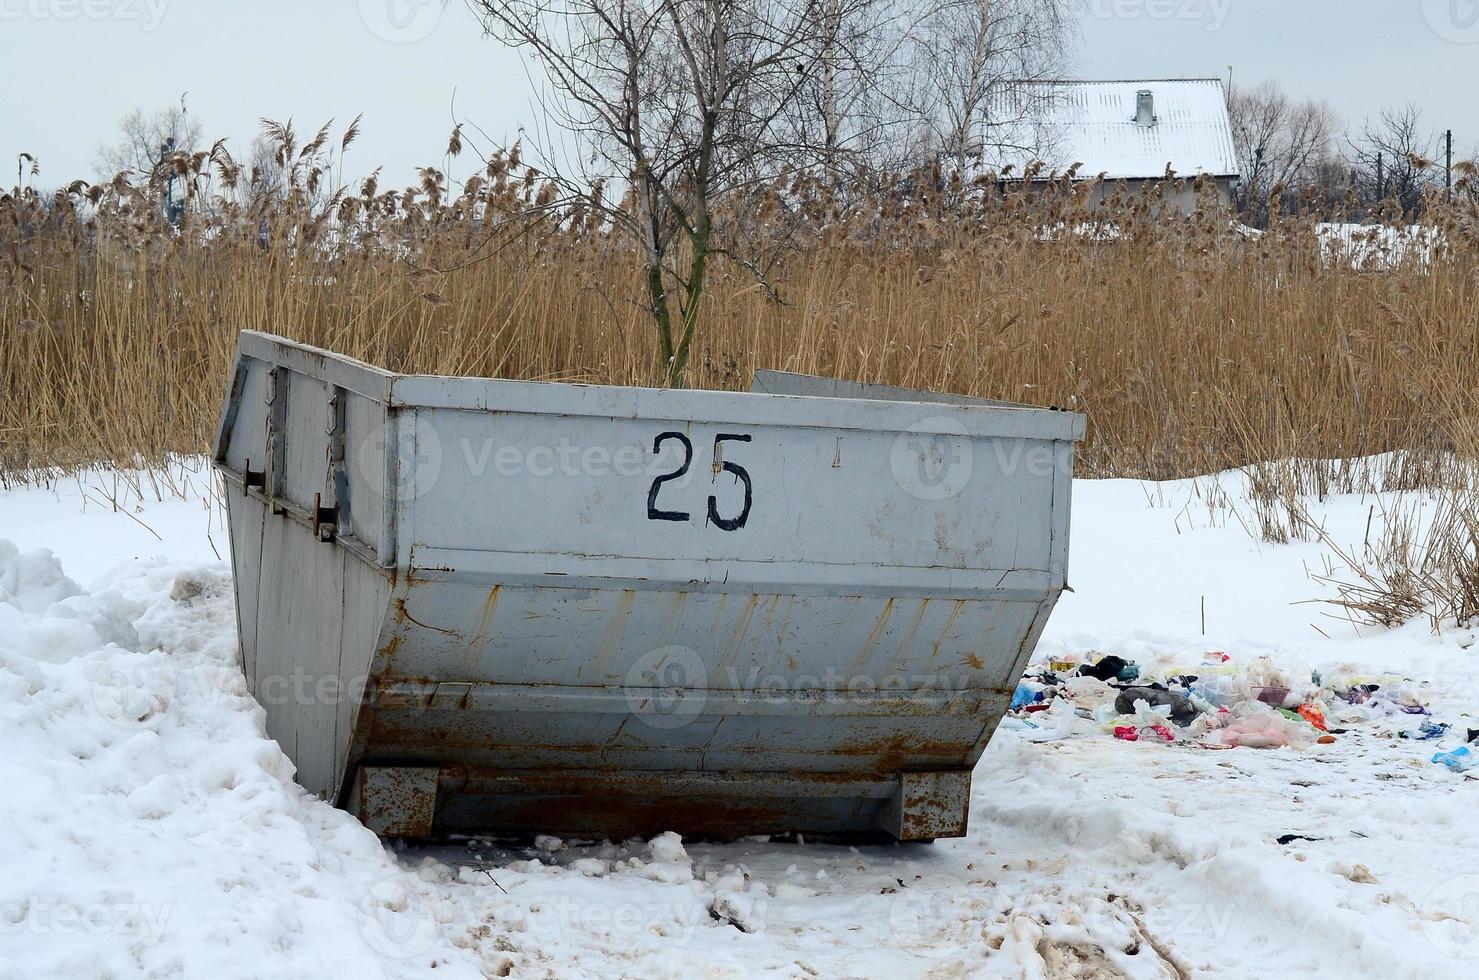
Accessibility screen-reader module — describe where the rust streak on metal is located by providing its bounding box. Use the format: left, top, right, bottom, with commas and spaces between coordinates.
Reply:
659, 591, 687, 647
465, 584, 502, 651
392, 597, 460, 637
848, 596, 895, 676
707, 592, 730, 633
372, 633, 403, 673
761, 593, 783, 631
588, 589, 637, 680
893, 598, 930, 672
934, 598, 969, 663
721, 593, 761, 667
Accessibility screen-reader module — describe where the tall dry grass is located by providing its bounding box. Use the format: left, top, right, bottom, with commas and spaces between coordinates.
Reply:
6, 176, 1477, 480
4, 135, 1479, 627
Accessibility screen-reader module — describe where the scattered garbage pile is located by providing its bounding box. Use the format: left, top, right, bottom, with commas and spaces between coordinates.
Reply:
1005, 650, 1478, 774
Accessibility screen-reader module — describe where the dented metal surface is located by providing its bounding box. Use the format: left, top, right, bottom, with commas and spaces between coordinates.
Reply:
214, 331, 1083, 842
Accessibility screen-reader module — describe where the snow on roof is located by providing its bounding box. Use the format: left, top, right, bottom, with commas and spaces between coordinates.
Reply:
987, 79, 1241, 182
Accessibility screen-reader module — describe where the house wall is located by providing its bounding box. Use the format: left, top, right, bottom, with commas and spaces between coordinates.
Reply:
1006, 175, 1238, 214
1082, 176, 1236, 213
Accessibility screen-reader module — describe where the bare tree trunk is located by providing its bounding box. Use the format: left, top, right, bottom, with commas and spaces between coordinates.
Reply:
950, 0, 991, 174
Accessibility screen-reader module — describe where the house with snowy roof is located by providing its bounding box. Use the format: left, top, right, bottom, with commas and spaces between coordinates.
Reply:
981, 78, 1242, 212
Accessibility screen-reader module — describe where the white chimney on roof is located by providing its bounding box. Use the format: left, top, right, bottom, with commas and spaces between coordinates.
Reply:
1134, 89, 1156, 127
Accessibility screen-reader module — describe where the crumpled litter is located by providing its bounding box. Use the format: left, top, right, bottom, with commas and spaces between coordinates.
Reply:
1217, 705, 1318, 750
1433, 746, 1477, 773
1255, 686, 1292, 707
1011, 683, 1041, 710
1401, 720, 1449, 741
1115, 687, 1197, 726
1190, 674, 1245, 708
1018, 648, 1460, 759
1113, 723, 1174, 743
1297, 702, 1328, 731
1021, 698, 1077, 743
1077, 655, 1130, 682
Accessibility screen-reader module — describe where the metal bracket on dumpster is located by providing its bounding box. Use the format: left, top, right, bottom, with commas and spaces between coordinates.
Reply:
878, 771, 971, 841
311, 492, 338, 542
348, 766, 439, 838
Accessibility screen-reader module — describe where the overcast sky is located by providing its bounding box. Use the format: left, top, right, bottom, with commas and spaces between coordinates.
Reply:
1, 0, 1476, 189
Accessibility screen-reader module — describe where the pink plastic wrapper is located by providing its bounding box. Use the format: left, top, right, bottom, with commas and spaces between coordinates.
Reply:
1219, 722, 1292, 749
1217, 707, 1314, 749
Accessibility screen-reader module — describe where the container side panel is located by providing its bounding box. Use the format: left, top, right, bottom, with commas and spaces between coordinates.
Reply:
224, 486, 267, 681
334, 557, 392, 796
252, 512, 300, 781
223, 359, 270, 475
288, 539, 345, 797
751, 371, 1021, 409
282, 372, 332, 513
390, 374, 1084, 443
345, 394, 386, 554
379, 583, 1039, 694
1049, 444, 1075, 588
250, 515, 353, 798
408, 409, 1057, 585
361, 700, 999, 774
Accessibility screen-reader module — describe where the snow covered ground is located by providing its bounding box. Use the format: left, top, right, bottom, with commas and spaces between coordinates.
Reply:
1, 459, 1476, 978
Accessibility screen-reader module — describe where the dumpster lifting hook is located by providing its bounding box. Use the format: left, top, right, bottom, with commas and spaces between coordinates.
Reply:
312, 492, 339, 542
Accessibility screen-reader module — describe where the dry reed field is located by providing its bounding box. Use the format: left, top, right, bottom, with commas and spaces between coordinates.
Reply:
3, 137, 1478, 483
2, 139, 1478, 624
4, 174, 1476, 475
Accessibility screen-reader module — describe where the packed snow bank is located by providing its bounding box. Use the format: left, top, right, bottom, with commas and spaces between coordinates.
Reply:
1, 461, 1476, 978
0, 472, 488, 977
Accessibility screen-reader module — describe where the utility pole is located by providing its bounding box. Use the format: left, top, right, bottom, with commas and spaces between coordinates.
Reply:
159, 136, 184, 227
1376, 151, 1384, 202
160, 137, 174, 222
1446, 129, 1454, 202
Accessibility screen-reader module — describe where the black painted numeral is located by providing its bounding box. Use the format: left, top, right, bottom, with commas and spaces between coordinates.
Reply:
707, 433, 753, 531
646, 431, 692, 521
646, 429, 755, 530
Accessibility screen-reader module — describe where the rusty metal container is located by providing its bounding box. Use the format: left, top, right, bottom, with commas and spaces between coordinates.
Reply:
213, 331, 1084, 841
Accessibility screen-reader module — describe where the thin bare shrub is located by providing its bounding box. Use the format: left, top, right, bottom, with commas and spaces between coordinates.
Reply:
1240, 461, 1315, 545
1312, 484, 1479, 631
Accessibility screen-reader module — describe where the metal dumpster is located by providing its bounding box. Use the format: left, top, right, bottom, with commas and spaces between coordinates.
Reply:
213, 331, 1084, 841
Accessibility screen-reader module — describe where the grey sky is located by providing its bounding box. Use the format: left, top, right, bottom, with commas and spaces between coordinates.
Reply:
1072, 0, 1479, 157
1, 0, 1476, 189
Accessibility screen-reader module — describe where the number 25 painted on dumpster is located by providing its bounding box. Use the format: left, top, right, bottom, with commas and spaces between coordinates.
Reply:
646, 431, 753, 530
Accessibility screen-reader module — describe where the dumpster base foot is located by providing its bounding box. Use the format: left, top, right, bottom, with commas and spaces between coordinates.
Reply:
348, 766, 439, 838
877, 771, 971, 841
